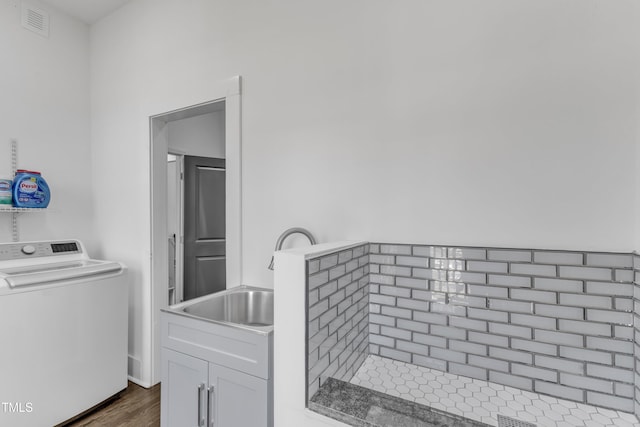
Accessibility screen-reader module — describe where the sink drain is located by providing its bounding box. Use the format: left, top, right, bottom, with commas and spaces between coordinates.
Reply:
497, 414, 537, 427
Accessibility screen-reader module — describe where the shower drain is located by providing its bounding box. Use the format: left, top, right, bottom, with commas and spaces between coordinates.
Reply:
497, 414, 537, 427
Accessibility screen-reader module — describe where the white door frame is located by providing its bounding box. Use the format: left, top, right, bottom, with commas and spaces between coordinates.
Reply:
167, 151, 184, 304
149, 76, 242, 385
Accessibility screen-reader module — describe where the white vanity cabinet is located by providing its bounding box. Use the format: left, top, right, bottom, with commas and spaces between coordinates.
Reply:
162, 349, 208, 426
160, 310, 273, 427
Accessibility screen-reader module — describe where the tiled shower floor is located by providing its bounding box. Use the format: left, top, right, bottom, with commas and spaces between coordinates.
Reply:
350, 355, 640, 427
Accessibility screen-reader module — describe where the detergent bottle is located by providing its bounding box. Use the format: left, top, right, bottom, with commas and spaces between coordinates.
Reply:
12, 170, 50, 208
0, 177, 11, 205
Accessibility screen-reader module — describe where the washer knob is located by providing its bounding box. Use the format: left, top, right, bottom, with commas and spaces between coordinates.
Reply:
21, 245, 36, 255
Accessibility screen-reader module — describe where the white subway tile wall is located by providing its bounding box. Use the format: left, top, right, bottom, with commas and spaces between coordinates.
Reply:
634, 255, 640, 416
367, 244, 636, 413
307, 243, 640, 417
306, 244, 370, 399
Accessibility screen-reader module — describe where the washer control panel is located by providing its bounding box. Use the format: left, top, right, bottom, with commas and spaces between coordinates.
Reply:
0, 240, 82, 261
21, 245, 36, 255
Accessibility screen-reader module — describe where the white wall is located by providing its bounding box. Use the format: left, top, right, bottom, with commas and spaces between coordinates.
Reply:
634, 2, 640, 252
90, 0, 640, 385
168, 112, 225, 158
0, 0, 94, 248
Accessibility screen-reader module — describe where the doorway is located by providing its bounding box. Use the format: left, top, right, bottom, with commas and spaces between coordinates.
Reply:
163, 102, 227, 305
149, 76, 242, 385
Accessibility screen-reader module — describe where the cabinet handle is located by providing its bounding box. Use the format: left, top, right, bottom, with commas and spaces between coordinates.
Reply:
207, 385, 215, 427
197, 383, 205, 427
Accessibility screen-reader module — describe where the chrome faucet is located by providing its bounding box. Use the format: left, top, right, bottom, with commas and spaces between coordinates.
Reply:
268, 227, 317, 270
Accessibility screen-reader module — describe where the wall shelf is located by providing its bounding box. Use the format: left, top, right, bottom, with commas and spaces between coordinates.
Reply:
0, 207, 46, 213
0, 139, 47, 242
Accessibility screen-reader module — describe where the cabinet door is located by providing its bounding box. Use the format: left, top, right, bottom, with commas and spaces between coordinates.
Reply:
161, 348, 209, 427
209, 363, 268, 427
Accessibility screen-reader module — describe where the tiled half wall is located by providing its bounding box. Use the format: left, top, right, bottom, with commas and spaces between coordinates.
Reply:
633, 255, 640, 415
306, 242, 640, 415
307, 244, 370, 399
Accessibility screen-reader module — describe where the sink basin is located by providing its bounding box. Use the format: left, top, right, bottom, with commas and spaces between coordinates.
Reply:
167, 286, 274, 332
185, 288, 273, 326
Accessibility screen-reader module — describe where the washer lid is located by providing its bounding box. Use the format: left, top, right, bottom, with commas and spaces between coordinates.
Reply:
0, 259, 123, 288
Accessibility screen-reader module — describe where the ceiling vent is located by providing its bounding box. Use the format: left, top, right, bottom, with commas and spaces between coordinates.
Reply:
21, 2, 49, 38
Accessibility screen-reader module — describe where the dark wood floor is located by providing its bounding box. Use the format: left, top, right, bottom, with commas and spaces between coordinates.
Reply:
65, 382, 160, 427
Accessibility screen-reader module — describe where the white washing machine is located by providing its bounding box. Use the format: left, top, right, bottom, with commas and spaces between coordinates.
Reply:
0, 239, 128, 427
